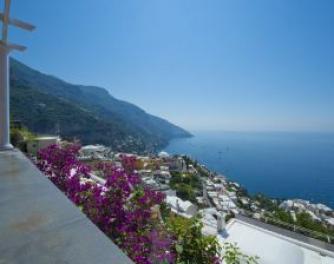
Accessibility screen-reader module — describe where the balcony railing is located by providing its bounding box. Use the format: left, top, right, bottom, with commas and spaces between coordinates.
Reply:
236, 215, 334, 253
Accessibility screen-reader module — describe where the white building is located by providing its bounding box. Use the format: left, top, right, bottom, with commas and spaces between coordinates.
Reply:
142, 177, 170, 192
138, 169, 153, 178
218, 194, 231, 202
325, 217, 334, 227
158, 151, 170, 159
226, 191, 237, 201
213, 198, 223, 211
231, 182, 240, 188
306, 210, 321, 222
280, 200, 294, 210
196, 196, 205, 205
221, 200, 237, 211
166, 195, 197, 218
199, 208, 226, 236
188, 164, 197, 174
159, 165, 169, 171
208, 191, 218, 198
142, 177, 159, 189
280, 200, 333, 215
315, 203, 332, 213
27, 136, 60, 156
169, 157, 187, 172
163, 189, 177, 197
79, 145, 107, 160
214, 183, 224, 191
240, 197, 250, 206
154, 170, 171, 184
218, 217, 334, 264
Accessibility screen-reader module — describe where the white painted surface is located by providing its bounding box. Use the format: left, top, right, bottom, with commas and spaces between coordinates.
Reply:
218, 219, 334, 264
166, 195, 197, 218
0, 44, 12, 150
0, 0, 35, 150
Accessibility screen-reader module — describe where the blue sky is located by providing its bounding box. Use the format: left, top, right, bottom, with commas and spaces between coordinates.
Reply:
9, 0, 334, 131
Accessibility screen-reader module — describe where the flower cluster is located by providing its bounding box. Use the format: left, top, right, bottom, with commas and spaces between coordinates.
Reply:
37, 144, 174, 264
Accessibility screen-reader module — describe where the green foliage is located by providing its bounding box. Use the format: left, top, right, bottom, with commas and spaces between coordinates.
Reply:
236, 187, 248, 197
272, 210, 334, 241
181, 156, 193, 167
170, 171, 201, 203
273, 208, 294, 224
166, 216, 221, 264
225, 213, 235, 223
159, 202, 171, 221
222, 243, 259, 264
296, 212, 334, 236
196, 165, 210, 178
253, 194, 278, 212
10, 126, 35, 152
175, 183, 196, 203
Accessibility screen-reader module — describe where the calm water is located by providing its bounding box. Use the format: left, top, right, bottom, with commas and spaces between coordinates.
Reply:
165, 131, 334, 208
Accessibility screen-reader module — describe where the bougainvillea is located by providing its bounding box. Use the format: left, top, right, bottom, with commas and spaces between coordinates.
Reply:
37, 144, 227, 264
37, 144, 174, 264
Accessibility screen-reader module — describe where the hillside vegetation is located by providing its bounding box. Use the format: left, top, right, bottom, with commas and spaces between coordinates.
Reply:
10, 58, 191, 152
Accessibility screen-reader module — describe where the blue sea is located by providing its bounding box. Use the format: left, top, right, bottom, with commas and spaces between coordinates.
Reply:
165, 131, 334, 208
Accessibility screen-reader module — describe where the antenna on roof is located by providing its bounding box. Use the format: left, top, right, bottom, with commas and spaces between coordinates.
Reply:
0, 0, 35, 150
55, 122, 60, 138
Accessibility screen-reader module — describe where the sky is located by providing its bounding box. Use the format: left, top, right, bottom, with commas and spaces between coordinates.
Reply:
8, 0, 334, 132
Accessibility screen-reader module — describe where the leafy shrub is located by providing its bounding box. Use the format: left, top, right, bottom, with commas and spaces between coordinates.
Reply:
166, 215, 221, 264
222, 243, 259, 264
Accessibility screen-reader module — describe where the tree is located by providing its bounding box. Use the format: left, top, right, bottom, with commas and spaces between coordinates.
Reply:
222, 243, 259, 264
166, 216, 221, 264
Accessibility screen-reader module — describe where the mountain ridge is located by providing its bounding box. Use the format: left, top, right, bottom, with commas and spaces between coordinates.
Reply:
10, 58, 191, 153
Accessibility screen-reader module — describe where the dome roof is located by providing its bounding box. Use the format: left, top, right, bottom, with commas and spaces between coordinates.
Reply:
158, 151, 169, 158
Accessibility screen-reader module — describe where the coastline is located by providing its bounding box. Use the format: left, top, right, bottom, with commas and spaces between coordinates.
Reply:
164, 131, 334, 208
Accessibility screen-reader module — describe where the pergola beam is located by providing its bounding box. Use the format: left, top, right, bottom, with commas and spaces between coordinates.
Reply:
1, 0, 10, 43
0, 40, 26, 51
0, 12, 35, 31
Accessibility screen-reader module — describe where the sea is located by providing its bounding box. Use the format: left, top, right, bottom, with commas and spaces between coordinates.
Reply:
164, 131, 334, 208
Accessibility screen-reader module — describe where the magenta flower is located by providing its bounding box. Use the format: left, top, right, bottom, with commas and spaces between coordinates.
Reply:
36, 144, 175, 264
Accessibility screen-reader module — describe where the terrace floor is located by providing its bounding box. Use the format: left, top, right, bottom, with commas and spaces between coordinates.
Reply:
0, 149, 133, 264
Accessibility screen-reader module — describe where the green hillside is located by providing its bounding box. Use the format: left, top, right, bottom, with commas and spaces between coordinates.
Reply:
10, 58, 191, 153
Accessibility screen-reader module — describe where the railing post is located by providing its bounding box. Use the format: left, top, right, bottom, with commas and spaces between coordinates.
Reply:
0, 44, 13, 151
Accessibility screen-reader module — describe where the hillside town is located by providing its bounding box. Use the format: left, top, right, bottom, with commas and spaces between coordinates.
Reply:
79, 145, 334, 234
5, 129, 334, 263
36, 139, 333, 244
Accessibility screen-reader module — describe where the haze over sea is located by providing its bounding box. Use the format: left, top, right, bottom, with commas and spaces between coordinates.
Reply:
165, 131, 334, 208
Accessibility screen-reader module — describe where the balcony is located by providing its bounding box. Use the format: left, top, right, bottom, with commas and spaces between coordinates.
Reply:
0, 149, 133, 264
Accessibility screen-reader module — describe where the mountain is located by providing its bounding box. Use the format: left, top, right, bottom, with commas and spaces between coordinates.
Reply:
10, 58, 191, 153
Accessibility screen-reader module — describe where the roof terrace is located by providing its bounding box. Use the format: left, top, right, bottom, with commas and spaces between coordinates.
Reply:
219, 215, 334, 264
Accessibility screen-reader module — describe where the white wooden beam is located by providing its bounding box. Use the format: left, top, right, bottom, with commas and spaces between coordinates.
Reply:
1, 0, 11, 43
0, 40, 26, 51
0, 13, 35, 31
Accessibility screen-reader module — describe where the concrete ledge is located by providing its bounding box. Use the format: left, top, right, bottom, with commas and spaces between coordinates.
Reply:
0, 150, 133, 264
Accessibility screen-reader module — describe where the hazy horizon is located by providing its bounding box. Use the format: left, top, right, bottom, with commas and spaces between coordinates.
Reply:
10, 0, 334, 132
